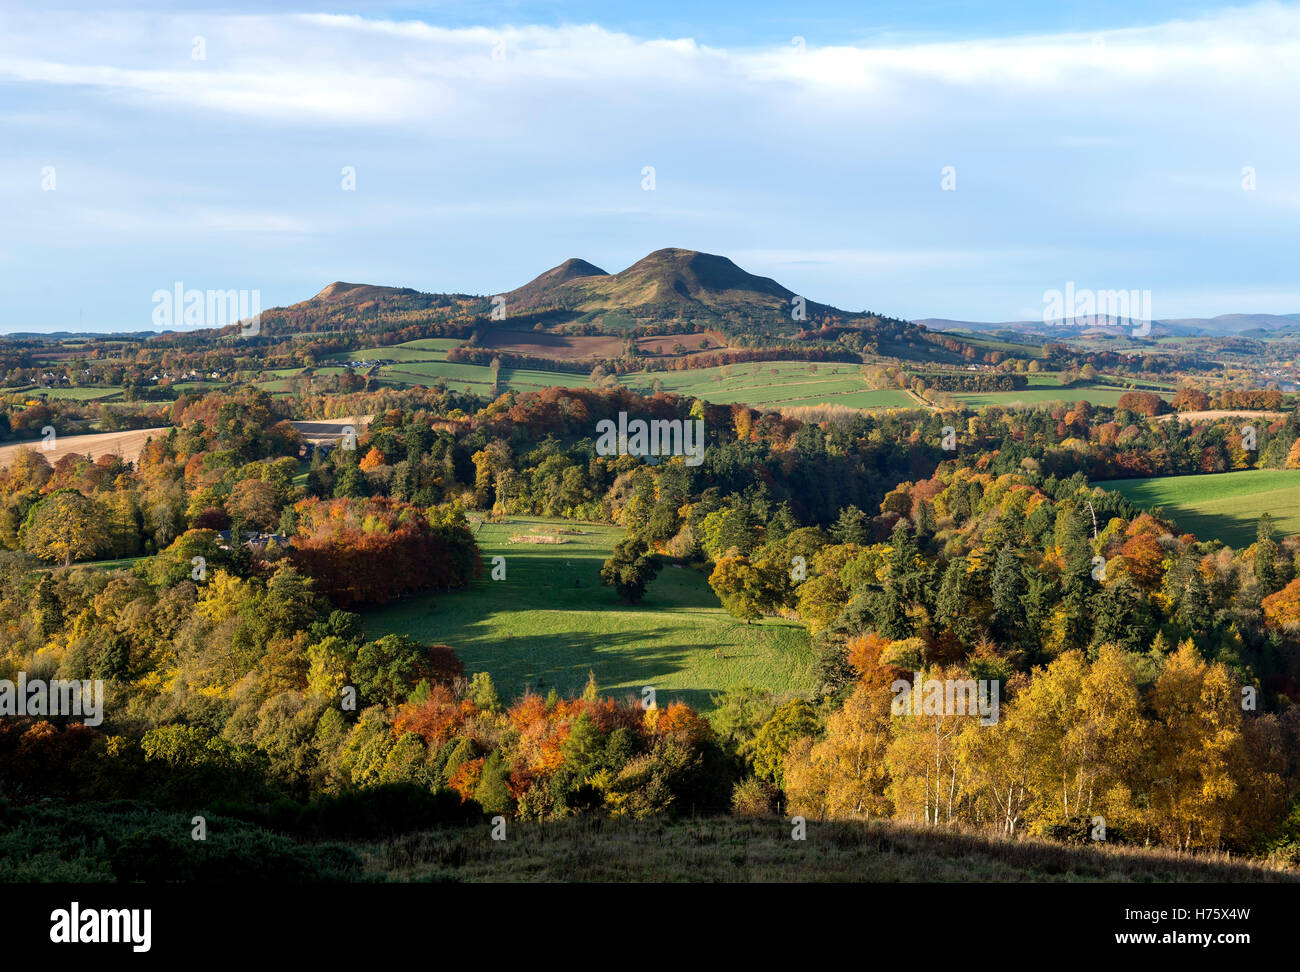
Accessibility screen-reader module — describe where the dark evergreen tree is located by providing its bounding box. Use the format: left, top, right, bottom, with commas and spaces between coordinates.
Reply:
990, 544, 1027, 646
831, 505, 868, 544
936, 557, 977, 647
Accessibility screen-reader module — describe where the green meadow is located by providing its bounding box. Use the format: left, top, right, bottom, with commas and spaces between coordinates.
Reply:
377, 360, 593, 394
328, 338, 462, 362
621, 361, 914, 410
29, 386, 122, 401
359, 352, 915, 411
948, 383, 1167, 409
1095, 468, 1300, 548
359, 517, 815, 711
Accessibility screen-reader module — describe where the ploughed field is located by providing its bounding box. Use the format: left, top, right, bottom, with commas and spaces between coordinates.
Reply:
0, 426, 169, 469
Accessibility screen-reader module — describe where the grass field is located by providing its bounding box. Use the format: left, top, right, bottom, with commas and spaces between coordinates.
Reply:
1095, 468, 1300, 547
368, 356, 917, 412
940, 371, 1174, 409
327, 338, 462, 362
377, 359, 594, 395
359, 517, 814, 711
26, 386, 122, 401
621, 362, 914, 410
255, 366, 346, 392
193, 350, 1165, 414
10, 801, 1292, 883
948, 383, 1168, 409
359, 816, 1296, 883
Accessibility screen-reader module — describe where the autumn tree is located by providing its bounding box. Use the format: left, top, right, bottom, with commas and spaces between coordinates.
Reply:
709, 554, 784, 623
785, 681, 893, 820
1262, 578, 1300, 633
1172, 386, 1210, 412
21, 489, 109, 566
227, 478, 280, 532
750, 699, 818, 786
1144, 641, 1247, 850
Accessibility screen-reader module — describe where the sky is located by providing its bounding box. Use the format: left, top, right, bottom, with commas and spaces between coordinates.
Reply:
2, 1, 1299, 332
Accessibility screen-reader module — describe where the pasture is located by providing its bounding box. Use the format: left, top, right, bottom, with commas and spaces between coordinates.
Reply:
1095, 468, 1300, 547
947, 383, 1167, 409
621, 361, 914, 410
327, 338, 462, 362
358, 517, 815, 711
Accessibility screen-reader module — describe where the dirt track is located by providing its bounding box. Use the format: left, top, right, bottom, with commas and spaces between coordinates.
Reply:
0, 427, 170, 469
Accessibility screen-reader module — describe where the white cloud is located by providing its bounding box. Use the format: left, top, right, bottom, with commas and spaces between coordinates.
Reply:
1, 5, 1298, 124
3, 4, 1299, 327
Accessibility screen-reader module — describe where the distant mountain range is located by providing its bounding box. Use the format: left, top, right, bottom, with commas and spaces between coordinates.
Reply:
920, 313, 1300, 339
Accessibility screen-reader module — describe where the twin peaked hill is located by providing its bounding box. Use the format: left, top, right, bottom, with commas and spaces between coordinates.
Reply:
501, 248, 839, 322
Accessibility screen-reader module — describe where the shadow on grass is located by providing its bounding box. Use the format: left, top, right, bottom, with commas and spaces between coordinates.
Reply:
367, 816, 1300, 883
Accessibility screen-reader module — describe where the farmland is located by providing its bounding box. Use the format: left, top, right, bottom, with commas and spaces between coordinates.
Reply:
0, 426, 169, 469
377, 359, 589, 395
620, 361, 915, 409
328, 338, 462, 362
15, 333, 1172, 417
943, 372, 1174, 409
359, 516, 815, 711
312, 346, 919, 411
1094, 468, 1300, 547
946, 385, 1134, 408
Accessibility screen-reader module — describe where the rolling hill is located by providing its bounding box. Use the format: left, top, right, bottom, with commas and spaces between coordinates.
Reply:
923, 313, 1300, 339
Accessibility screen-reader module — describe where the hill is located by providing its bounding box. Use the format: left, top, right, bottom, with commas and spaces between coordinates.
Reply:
504, 257, 609, 307
230, 282, 485, 339
1095, 468, 1300, 548
311, 282, 422, 303
10, 803, 1292, 884
504, 247, 839, 327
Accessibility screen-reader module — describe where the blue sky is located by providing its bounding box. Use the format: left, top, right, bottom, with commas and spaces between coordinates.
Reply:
3, 1, 1299, 332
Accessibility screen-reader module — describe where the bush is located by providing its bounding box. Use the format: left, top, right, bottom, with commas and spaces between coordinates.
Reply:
731, 777, 776, 818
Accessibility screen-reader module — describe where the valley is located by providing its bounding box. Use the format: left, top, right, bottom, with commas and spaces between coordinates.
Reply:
4, 246, 1300, 887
